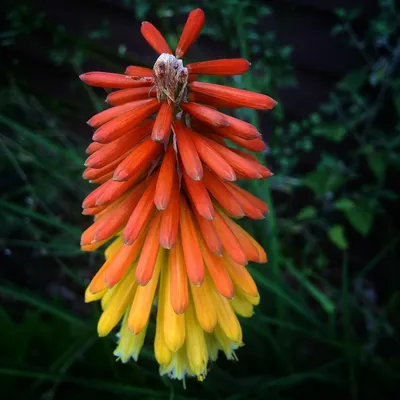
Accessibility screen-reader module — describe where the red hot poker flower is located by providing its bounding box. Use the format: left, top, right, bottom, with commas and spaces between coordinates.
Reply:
80, 7, 276, 381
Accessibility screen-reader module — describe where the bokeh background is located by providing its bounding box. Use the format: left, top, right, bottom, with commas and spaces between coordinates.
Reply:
1, 0, 399, 399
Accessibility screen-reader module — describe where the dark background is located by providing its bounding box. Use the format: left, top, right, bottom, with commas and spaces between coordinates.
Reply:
1, 0, 399, 399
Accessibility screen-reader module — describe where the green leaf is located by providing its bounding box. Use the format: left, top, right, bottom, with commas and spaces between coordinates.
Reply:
303, 169, 347, 197
296, 206, 317, 221
312, 122, 347, 142
328, 225, 348, 250
344, 200, 374, 236
337, 69, 367, 92
367, 152, 388, 181
334, 198, 355, 211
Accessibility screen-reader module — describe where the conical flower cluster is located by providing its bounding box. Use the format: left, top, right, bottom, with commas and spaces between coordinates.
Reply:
80, 8, 276, 380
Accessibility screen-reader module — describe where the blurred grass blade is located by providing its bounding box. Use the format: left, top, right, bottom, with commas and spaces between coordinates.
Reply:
0, 284, 87, 328
0, 368, 175, 398
0, 114, 82, 167
0, 200, 80, 236
250, 268, 322, 325
284, 260, 336, 314
259, 316, 341, 347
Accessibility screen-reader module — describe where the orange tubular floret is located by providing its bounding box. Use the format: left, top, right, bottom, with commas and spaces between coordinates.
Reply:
95, 174, 144, 206
239, 229, 267, 263
179, 195, 204, 285
82, 184, 106, 209
154, 144, 176, 210
91, 173, 116, 186
176, 8, 205, 58
113, 137, 163, 182
197, 119, 267, 152
189, 81, 277, 110
200, 238, 234, 299
86, 141, 104, 154
105, 233, 146, 288
218, 212, 262, 263
192, 206, 222, 256
89, 250, 118, 293
213, 210, 248, 266
94, 185, 145, 238
135, 212, 162, 285
141, 21, 172, 54
169, 235, 189, 314
173, 120, 203, 180
82, 205, 107, 216
224, 258, 259, 298
226, 181, 268, 214
159, 176, 180, 249
106, 86, 156, 106
85, 120, 154, 169
152, 101, 174, 142
202, 169, 244, 217
187, 58, 250, 76
81, 186, 145, 246
196, 129, 226, 145
123, 173, 158, 245
191, 132, 236, 181
213, 114, 260, 140
125, 65, 153, 77
82, 153, 129, 181
183, 169, 215, 221
87, 101, 150, 129
90, 172, 114, 185
180, 102, 230, 129
93, 99, 160, 143
188, 92, 242, 109
200, 136, 263, 179
230, 148, 273, 178
80, 72, 152, 88
217, 129, 267, 152
223, 182, 265, 220
81, 240, 108, 252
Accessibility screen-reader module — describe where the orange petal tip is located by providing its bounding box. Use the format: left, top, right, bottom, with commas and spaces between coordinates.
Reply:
176, 8, 205, 58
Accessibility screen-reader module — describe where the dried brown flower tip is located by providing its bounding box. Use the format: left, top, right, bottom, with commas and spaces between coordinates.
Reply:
153, 53, 188, 104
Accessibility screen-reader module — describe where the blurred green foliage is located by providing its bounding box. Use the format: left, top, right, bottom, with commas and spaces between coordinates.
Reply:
1, 0, 399, 399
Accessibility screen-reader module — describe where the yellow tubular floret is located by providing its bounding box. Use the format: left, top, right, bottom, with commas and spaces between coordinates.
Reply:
128, 248, 164, 334
85, 286, 106, 303
154, 268, 173, 366
190, 275, 218, 332
162, 261, 186, 352
212, 286, 243, 343
97, 268, 137, 336
105, 236, 123, 259
185, 298, 209, 379
114, 312, 147, 362
231, 290, 254, 318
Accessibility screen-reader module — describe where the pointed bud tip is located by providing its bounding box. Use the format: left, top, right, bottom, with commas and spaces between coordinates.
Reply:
155, 202, 167, 211
112, 172, 127, 182
191, 276, 205, 287
122, 237, 133, 246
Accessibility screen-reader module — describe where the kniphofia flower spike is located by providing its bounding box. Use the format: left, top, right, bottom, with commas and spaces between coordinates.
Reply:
80, 8, 276, 381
